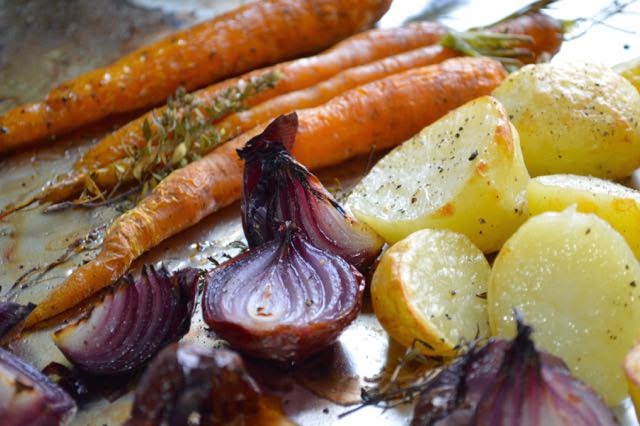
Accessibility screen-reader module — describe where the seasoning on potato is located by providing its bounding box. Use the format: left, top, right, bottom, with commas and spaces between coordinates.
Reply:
371, 228, 490, 356
488, 207, 640, 405
528, 174, 640, 259
347, 95, 529, 253
493, 62, 640, 179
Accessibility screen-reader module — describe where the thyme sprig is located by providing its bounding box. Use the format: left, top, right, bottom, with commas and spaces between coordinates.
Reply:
62, 72, 279, 209
126, 71, 280, 196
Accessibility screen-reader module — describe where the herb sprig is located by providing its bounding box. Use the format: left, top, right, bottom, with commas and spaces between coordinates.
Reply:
66, 71, 279, 208
127, 71, 280, 196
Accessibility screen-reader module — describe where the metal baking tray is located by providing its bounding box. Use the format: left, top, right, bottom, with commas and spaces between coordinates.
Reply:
1, 0, 639, 424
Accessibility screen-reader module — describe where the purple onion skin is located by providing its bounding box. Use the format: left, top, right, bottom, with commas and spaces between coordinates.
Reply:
126, 343, 260, 426
237, 112, 384, 271
0, 348, 76, 426
202, 229, 365, 363
53, 266, 199, 376
412, 320, 617, 426
0, 301, 35, 345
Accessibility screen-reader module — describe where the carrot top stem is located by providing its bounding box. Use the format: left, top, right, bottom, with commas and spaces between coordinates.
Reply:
440, 30, 535, 71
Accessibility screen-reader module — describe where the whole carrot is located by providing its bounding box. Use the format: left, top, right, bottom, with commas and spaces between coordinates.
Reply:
217, 45, 458, 142
76, 11, 562, 172
34, 45, 457, 209
218, 10, 563, 141
0, 0, 392, 154
24, 57, 507, 327
75, 21, 450, 171
19, 11, 562, 210
1, 21, 450, 214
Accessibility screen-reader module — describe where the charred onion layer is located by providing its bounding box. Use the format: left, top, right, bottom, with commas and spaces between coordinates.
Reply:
127, 342, 259, 426
0, 301, 35, 345
238, 112, 383, 270
202, 228, 365, 362
53, 266, 199, 376
412, 316, 616, 426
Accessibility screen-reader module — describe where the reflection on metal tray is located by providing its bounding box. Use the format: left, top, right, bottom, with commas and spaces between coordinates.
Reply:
0, 0, 639, 425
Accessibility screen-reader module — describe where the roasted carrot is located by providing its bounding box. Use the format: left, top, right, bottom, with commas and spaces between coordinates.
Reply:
217, 45, 458, 142
24, 57, 507, 327
218, 10, 563, 141
75, 11, 562, 172
0, 21, 451, 214
0, 0, 392, 154
75, 21, 450, 171
32, 45, 457, 209
19, 11, 563, 210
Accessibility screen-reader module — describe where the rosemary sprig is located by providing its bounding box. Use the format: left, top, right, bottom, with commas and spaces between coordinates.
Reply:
8, 224, 107, 296
339, 334, 484, 419
338, 342, 444, 418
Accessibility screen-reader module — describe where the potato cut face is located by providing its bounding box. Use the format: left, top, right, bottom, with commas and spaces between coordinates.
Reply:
488, 208, 640, 405
493, 62, 640, 179
347, 95, 529, 252
371, 229, 490, 356
528, 174, 640, 259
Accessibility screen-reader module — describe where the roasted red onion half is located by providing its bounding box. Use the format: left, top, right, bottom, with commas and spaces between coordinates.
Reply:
202, 227, 365, 362
0, 348, 76, 426
126, 342, 260, 426
237, 113, 384, 270
0, 301, 35, 345
53, 265, 199, 376
411, 316, 617, 426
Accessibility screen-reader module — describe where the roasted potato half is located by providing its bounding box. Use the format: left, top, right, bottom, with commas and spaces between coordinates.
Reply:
493, 62, 640, 179
347, 96, 529, 253
371, 228, 490, 356
488, 208, 640, 405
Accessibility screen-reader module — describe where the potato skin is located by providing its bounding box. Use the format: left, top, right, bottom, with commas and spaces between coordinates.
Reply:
625, 343, 640, 420
615, 57, 640, 93
493, 62, 640, 179
371, 240, 448, 354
